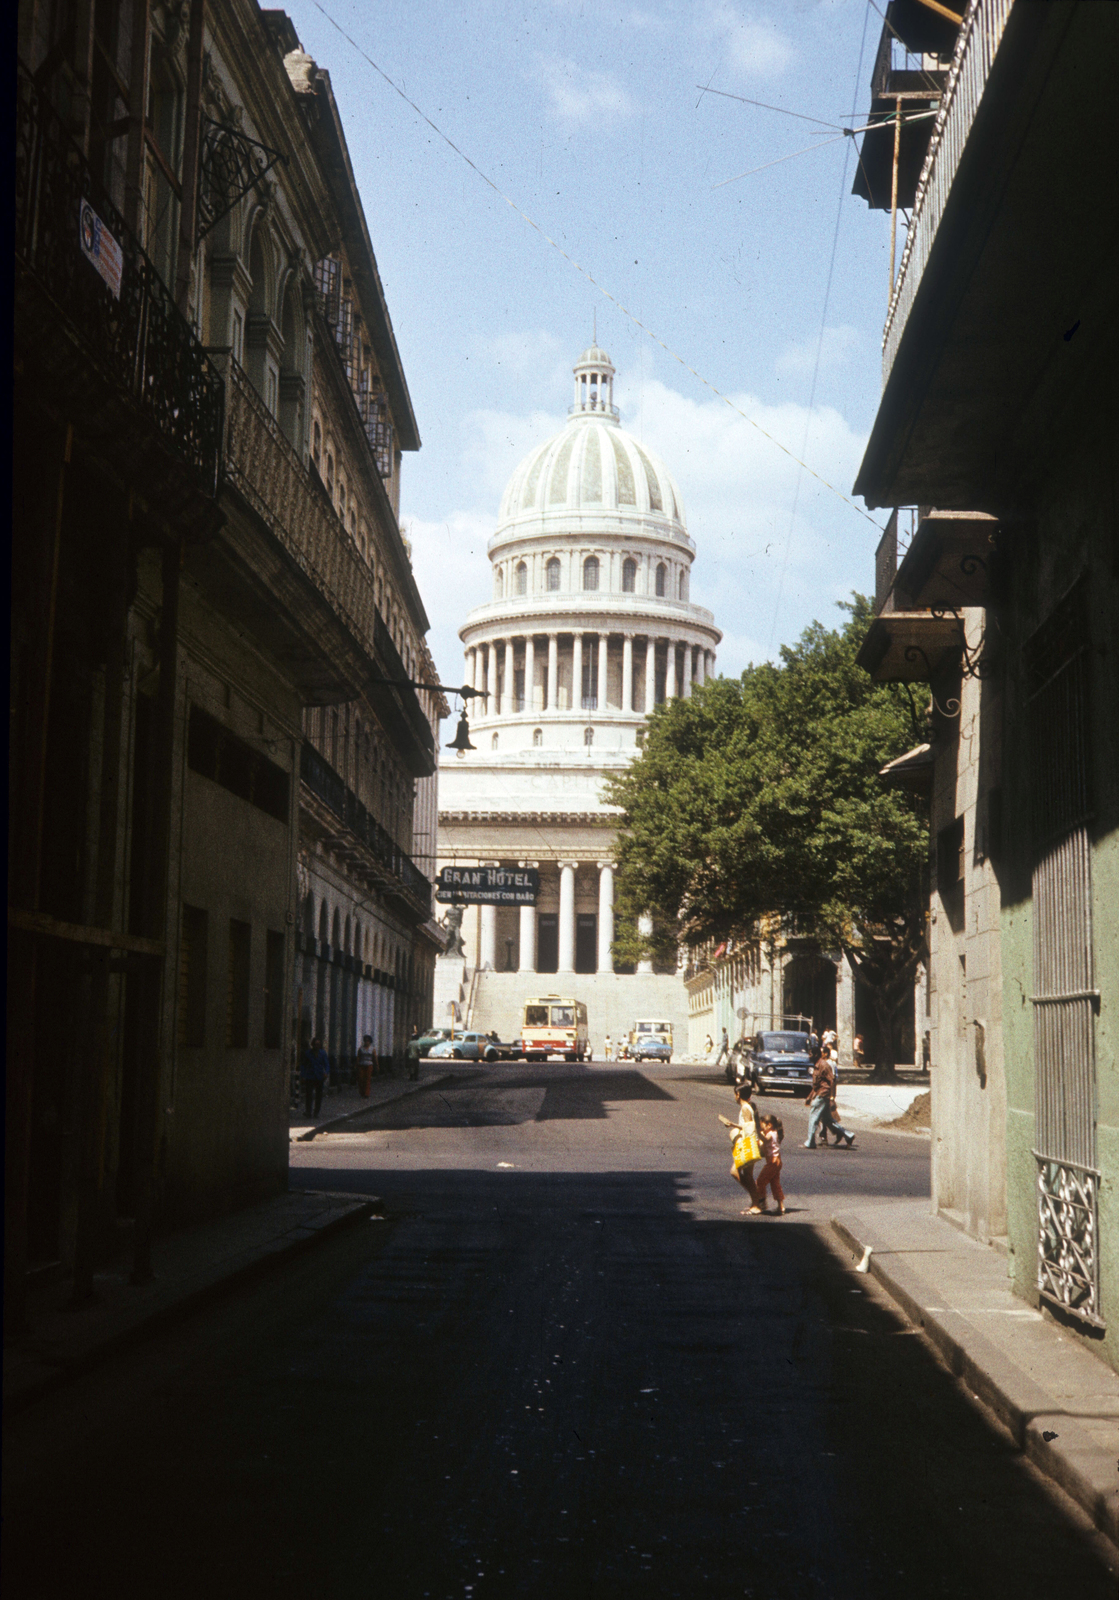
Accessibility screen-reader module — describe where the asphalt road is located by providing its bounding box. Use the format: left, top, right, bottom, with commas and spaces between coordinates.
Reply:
3, 1064, 1114, 1599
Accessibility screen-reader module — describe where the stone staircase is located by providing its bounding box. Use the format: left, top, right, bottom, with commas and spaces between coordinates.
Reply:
467, 970, 692, 1058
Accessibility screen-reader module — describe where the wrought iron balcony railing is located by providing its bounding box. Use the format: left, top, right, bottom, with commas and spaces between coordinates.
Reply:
883, 0, 1014, 380
15, 64, 223, 497
222, 359, 435, 771
300, 742, 432, 915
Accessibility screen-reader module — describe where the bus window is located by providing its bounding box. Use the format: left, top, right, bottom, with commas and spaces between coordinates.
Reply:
525, 1005, 549, 1027
577, 1004, 587, 1023
551, 1005, 575, 1026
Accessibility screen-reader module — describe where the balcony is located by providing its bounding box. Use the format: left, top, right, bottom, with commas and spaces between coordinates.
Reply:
300, 743, 432, 918
221, 360, 435, 774
14, 65, 223, 515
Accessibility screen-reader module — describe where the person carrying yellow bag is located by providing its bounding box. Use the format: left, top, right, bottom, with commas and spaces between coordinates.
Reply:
719, 1080, 762, 1210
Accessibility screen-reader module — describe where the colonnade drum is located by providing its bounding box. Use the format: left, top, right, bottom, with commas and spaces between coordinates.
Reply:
471, 860, 617, 975
466, 632, 717, 723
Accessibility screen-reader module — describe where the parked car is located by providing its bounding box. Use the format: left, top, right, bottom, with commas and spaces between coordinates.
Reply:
414, 1027, 454, 1058
746, 1031, 814, 1095
427, 1030, 514, 1063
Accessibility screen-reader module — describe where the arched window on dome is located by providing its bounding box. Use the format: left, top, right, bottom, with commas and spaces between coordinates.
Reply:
583, 556, 599, 592
584, 727, 594, 747
655, 562, 666, 598
494, 567, 504, 600
546, 558, 561, 592
678, 569, 688, 600
515, 561, 528, 596
622, 557, 637, 594
491, 732, 499, 751
533, 728, 542, 747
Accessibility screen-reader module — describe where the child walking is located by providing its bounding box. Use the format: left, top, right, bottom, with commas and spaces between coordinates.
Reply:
752, 1113, 786, 1215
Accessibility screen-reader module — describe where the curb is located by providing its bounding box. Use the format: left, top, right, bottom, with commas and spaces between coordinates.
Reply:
292, 1071, 457, 1141
5, 1192, 378, 1418
830, 1216, 1119, 1550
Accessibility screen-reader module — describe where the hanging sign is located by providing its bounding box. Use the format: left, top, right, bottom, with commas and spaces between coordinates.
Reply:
436, 866, 540, 906
79, 200, 123, 299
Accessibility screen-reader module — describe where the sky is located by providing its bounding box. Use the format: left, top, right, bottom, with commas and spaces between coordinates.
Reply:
281, 0, 896, 688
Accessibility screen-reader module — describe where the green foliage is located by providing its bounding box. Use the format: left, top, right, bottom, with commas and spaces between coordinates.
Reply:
608, 598, 929, 1057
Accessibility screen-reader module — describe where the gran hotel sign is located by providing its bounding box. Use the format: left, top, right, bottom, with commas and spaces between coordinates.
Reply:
436, 866, 540, 906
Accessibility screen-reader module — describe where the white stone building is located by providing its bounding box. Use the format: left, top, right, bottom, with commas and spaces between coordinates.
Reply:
436, 346, 722, 1047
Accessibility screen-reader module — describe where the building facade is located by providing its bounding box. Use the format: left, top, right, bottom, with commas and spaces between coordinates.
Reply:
851, 0, 1118, 1362
10, 0, 441, 1326
437, 346, 721, 1047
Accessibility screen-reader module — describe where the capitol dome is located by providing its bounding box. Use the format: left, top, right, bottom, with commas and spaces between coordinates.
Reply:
495, 346, 688, 541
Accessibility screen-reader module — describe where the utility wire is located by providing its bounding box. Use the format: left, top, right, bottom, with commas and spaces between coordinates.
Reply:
309, 0, 882, 531
696, 85, 843, 130
767, 0, 875, 652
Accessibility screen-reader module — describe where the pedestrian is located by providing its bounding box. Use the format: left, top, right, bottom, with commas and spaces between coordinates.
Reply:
356, 1034, 376, 1098
405, 1027, 422, 1081
752, 1113, 786, 1215
704, 1032, 714, 1059
853, 1032, 867, 1072
300, 1035, 330, 1120
604, 1034, 613, 1061
714, 1027, 730, 1068
804, 1047, 855, 1149
719, 1080, 762, 1209
807, 1028, 821, 1065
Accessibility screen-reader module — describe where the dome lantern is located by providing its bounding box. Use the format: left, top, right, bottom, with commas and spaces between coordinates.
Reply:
571, 345, 618, 421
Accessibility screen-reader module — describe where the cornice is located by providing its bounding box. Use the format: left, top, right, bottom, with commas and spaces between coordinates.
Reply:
459, 597, 721, 643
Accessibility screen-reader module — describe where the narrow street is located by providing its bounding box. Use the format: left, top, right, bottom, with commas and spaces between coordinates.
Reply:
4, 1065, 1114, 1599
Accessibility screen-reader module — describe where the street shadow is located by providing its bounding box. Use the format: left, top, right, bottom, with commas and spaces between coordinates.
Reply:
333, 1066, 675, 1132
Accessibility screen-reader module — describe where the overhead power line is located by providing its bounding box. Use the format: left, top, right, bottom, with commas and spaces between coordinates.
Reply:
309, 1, 883, 533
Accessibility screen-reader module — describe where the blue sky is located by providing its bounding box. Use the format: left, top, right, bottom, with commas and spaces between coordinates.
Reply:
281, 0, 895, 684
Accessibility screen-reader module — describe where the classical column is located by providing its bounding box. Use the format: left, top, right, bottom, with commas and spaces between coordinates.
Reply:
558, 863, 576, 974
597, 633, 608, 712
637, 911, 654, 974
524, 634, 535, 714
518, 904, 537, 973
480, 903, 497, 971
597, 862, 615, 974
485, 641, 495, 715
504, 637, 515, 717
666, 639, 677, 700
644, 637, 656, 711
572, 632, 583, 712
695, 649, 706, 687
683, 643, 693, 699
622, 634, 634, 713
547, 633, 559, 712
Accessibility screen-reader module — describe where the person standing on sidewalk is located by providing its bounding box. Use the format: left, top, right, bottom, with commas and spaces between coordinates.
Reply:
405, 1028, 422, 1081
804, 1047, 855, 1149
356, 1035, 376, 1098
300, 1036, 330, 1120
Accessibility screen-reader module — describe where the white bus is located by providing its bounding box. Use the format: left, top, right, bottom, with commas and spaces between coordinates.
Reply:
521, 996, 590, 1062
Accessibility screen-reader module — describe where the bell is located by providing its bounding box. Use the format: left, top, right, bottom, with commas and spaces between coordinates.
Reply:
446, 713, 475, 753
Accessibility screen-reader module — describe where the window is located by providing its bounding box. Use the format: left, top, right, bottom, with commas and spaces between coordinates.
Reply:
678, 569, 687, 600
655, 562, 666, 597
584, 726, 594, 747
533, 728, 542, 747
515, 561, 528, 596
231, 308, 244, 364
546, 557, 561, 592
622, 557, 637, 593
264, 930, 285, 1049
265, 366, 278, 415
312, 419, 321, 473
583, 556, 599, 591
491, 732, 499, 750
227, 920, 251, 1048
178, 905, 208, 1047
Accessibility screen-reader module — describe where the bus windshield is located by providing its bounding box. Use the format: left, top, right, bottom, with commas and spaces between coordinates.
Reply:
551, 1005, 575, 1026
524, 1005, 549, 1027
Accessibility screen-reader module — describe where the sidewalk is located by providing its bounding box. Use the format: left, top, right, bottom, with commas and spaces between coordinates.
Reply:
831, 1201, 1119, 1548
4, 1189, 380, 1416
289, 1063, 456, 1141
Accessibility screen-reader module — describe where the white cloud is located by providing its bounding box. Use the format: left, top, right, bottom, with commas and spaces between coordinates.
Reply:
699, 3, 795, 82
775, 323, 860, 377
538, 55, 638, 126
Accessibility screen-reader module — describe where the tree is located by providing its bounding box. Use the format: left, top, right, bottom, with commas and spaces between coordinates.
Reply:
607, 598, 929, 1076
